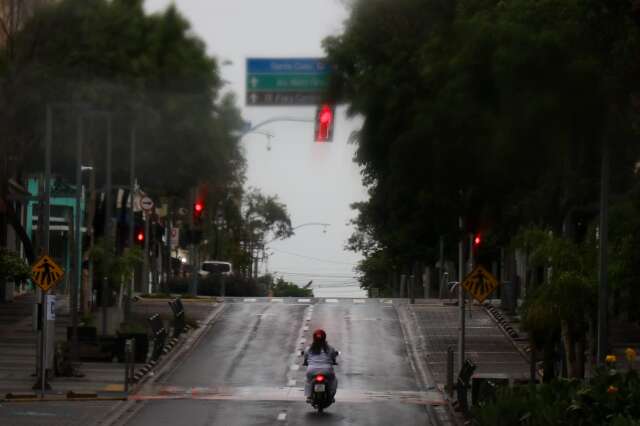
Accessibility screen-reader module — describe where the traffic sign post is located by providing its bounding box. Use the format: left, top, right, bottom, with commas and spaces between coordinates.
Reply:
457, 261, 500, 376
246, 58, 331, 106
461, 265, 499, 304
140, 196, 154, 212
31, 255, 64, 395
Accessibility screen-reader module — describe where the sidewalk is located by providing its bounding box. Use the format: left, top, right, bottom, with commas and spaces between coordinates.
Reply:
408, 299, 530, 388
0, 294, 130, 397
0, 294, 217, 399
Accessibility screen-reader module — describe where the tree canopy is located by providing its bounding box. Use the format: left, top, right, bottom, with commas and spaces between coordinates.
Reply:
1, 0, 245, 198
325, 0, 640, 290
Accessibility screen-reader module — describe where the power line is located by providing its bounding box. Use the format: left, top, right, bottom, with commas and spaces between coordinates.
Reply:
269, 247, 358, 266
274, 271, 357, 279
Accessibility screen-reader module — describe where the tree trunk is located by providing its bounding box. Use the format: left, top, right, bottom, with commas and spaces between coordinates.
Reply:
575, 337, 585, 379
561, 319, 578, 378
543, 337, 556, 383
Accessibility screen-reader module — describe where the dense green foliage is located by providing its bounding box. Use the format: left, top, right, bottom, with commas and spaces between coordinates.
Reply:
473, 358, 640, 425
326, 0, 640, 296
0, 248, 30, 281
2, 0, 245, 197
271, 278, 313, 298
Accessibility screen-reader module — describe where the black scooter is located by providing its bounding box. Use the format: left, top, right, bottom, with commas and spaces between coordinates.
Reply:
302, 351, 339, 413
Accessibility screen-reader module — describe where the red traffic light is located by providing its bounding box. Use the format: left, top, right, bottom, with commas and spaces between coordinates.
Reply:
137, 231, 144, 242
194, 202, 204, 214
315, 104, 335, 142
474, 234, 481, 246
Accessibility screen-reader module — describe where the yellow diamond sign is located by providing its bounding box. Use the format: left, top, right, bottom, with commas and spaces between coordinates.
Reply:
461, 265, 499, 304
31, 255, 64, 292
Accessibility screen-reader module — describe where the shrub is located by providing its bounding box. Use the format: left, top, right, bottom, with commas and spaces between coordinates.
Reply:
472, 351, 640, 425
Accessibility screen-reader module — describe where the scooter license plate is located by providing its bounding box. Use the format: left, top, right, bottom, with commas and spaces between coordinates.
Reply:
314, 384, 326, 392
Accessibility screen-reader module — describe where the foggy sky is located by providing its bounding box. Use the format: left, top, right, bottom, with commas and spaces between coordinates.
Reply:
144, 0, 367, 297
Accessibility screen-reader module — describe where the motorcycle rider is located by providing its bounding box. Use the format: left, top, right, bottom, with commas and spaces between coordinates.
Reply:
303, 329, 339, 403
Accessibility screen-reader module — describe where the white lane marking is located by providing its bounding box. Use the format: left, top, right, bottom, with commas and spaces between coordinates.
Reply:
303, 326, 309, 331
298, 298, 311, 303
290, 364, 300, 371
353, 299, 366, 304
299, 338, 307, 343
326, 298, 339, 303
271, 298, 284, 303
243, 298, 257, 302
277, 412, 287, 421
383, 299, 393, 304
288, 379, 296, 386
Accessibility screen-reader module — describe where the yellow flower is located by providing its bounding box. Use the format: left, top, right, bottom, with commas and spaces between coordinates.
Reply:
605, 355, 617, 364
607, 385, 619, 394
625, 348, 637, 362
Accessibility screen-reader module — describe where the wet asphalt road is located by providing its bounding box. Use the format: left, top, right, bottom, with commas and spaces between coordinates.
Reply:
123, 300, 442, 426
0, 401, 116, 426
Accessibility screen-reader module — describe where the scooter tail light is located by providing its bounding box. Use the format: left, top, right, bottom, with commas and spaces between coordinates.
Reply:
315, 374, 325, 382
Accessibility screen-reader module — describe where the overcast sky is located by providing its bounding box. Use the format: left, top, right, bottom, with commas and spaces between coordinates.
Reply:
144, 0, 368, 297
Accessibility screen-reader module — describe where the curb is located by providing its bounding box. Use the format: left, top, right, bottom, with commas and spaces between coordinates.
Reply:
95, 302, 227, 426
482, 301, 533, 366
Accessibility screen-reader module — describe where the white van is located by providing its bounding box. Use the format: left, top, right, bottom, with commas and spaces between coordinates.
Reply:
199, 261, 233, 277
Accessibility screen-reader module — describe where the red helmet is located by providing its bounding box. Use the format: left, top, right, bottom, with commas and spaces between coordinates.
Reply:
313, 329, 326, 343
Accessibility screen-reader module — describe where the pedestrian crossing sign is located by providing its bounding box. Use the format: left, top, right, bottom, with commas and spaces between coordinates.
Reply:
31, 255, 64, 292
461, 265, 498, 303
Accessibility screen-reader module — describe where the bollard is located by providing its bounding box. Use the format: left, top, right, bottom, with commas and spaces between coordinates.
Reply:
168, 298, 185, 338
124, 338, 135, 393
148, 314, 167, 362
455, 359, 476, 417
446, 346, 454, 396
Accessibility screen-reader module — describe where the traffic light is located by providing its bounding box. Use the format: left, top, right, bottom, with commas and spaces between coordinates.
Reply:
314, 104, 335, 142
134, 224, 145, 246
474, 234, 481, 247
193, 200, 204, 226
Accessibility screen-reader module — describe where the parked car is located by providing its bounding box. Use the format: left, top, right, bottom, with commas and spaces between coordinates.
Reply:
199, 260, 233, 277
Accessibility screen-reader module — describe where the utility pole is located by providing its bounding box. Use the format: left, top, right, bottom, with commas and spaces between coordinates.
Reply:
597, 137, 610, 365
104, 115, 113, 241
36, 105, 53, 395
71, 114, 84, 363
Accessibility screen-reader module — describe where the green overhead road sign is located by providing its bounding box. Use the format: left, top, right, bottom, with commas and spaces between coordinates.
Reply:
247, 74, 329, 92
246, 58, 332, 106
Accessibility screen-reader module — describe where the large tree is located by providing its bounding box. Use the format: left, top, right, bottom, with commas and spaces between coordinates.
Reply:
0, 0, 246, 256
325, 0, 640, 291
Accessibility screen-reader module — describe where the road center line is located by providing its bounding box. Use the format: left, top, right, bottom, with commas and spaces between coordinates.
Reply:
277, 412, 287, 421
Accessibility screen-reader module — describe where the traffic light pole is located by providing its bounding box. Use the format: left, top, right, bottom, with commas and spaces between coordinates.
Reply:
189, 188, 198, 296
142, 212, 150, 293
458, 216, 466, 373
126, 125, 136, 321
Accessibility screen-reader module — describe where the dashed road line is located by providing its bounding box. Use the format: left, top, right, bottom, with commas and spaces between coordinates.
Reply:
277, 412, 287, 421
326, 298, 339, 303
353, 299, 365, 304
243, 298, 257, 302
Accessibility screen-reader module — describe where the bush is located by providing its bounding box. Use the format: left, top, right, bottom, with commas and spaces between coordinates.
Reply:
271, 279, 313, 297
472, 352, 640, 425
165, 275, 268, 297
